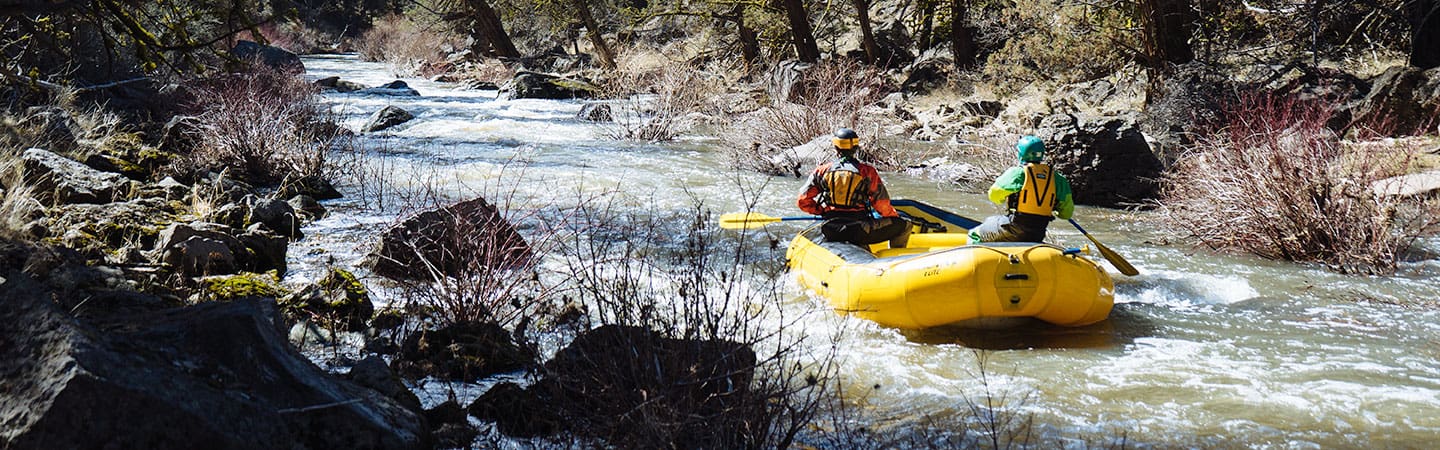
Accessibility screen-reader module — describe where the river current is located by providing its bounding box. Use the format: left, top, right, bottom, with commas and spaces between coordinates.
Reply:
296, 55, 1440, 448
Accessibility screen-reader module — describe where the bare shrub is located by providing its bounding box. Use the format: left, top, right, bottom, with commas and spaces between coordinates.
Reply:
533, 194, 838, 448
751, 59, 893, 148
726, 59, 893, 173
1158, 92, 1440, 274
354, 13, 464, 78
181, 67, 339, 186
603, 51, 731, 142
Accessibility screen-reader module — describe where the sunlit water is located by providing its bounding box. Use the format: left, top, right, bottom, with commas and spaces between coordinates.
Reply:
296, 55, 1440, 448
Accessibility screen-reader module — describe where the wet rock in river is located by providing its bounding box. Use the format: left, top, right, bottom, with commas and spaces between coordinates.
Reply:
244, 194, 302, 239
500, 71, 599, 100
365, 196, 532, 281
356, 80, 421, 97
576, 103, 613, 122
362, 105, 415, 132
288, 194, 327, 220
279, 268, 373, 331
346, 355, 422, 413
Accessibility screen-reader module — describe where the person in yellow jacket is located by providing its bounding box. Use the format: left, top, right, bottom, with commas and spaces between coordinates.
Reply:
969, 136, 1074, 243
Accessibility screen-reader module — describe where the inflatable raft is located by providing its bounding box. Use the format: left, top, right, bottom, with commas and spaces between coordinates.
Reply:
785, 199, 1114, 328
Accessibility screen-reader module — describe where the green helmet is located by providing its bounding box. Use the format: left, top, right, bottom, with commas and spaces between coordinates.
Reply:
1016, 135, 1045, 162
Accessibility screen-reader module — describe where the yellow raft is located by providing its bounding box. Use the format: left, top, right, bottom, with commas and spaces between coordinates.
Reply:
785, 199, 1114, 328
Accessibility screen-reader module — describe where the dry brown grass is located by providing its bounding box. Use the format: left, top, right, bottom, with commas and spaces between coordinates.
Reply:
1158, 92, 1440, 274
354, 13, 464, 78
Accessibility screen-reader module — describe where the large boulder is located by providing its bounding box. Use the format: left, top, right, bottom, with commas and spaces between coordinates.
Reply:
0, 281, 427, 450
1037, 113, 1164, 207
500, 71, 600, 100
1348, 66, 1440, 135
515, 46, 594, 74
230, 40, 304, 73
244, 195, 302, 239
467, 325, 756, 445
365, 196, 532, 281
900, 48, 955, 97
759, 134, 834, 178
362, 105, 416, 133
21, 148, 129, 206
1371, 170, 1440, 198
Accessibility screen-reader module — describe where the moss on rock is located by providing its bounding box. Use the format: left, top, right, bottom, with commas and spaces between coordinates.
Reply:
201, 271, 288, 302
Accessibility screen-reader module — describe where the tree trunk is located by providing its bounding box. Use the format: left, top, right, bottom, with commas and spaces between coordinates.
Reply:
573, 0, 617, 69
918, 0, 936, 51
733, 6, 761, 69
782, 0, 821, 63
949, 0, 977, 68
1413, 0, 1440, 69
1140, 0, 1195, 65
852, 0, 880, 64
467, 0, 520, 58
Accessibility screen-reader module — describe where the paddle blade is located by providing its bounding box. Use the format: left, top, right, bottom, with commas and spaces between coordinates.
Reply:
718, 212, 781, 229
1090, 237, 1140, 276
1068, 219, 1139, 276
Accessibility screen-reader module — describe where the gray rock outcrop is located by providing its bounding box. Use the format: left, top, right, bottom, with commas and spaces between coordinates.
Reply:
1037, 113, 1164, 207
21, 148, 129, 205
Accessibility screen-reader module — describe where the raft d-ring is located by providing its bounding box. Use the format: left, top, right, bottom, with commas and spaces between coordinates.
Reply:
1008, 254, 1021, 264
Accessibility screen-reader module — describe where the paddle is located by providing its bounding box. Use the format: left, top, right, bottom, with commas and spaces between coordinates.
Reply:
718, 212, 823, 230
1067, 219, 1140, 276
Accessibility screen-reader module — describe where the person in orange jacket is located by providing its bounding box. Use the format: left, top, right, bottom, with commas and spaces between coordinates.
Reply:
797, 128, 910, 248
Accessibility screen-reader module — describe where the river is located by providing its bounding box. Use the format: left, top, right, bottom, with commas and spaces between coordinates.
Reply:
295, 54, 1440, 448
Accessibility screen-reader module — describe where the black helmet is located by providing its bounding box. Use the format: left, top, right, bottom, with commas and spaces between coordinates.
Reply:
833, 128, 859, 151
